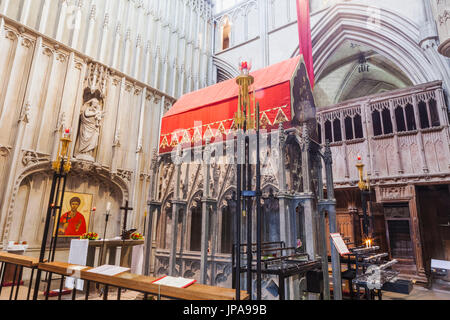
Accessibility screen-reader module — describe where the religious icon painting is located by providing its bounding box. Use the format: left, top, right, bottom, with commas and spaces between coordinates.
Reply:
53, 191, 93, 237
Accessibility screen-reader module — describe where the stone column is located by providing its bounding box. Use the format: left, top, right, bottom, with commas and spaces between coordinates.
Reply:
323, 142, 342, 300
169, 148, 183, 276
38, 0, 51, 33
275, 125, 288, 244
144, 150, 161, 276
70, 0, 83, 49
200, 142, 212, 284
84, 3, 97, 57
130, 88, 147, 228
0, 0, 10, 15
55, 0, 69, 42
19, 0, 31, 25
97, 1, 111, 62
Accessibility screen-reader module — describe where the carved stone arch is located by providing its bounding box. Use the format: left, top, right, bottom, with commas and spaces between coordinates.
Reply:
217, 187, 236, 254
186, 189, 203, 252
261, 183, 279, 196
1, 160, 129, 241
292, 3, 440, 86
261, 185, 281, 243
284, 133, 304, 192
213, 56, 239, 82
158, 192, 174, 249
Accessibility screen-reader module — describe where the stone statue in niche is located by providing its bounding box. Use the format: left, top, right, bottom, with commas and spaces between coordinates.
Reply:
75, 97, 105, 161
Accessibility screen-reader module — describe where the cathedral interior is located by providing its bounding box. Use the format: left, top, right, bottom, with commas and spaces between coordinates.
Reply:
0, 0, 449, 303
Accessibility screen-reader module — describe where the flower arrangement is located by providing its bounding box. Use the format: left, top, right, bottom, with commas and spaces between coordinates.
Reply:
130, 232, 144, 240
80, 232, 99, 240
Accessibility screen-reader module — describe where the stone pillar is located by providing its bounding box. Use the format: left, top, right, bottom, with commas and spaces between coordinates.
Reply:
169, 148, 183, 276
0, 0, 10, 15
38, 0, 51, 33
97, 1, 111, 62
144, 150, 161, 276
70, 0, 83, 49
324, 142, 342, 300
19, 0, 31, 25
84, 3, 97, 57
200, 142, 212, 284
55, 0, 68, 42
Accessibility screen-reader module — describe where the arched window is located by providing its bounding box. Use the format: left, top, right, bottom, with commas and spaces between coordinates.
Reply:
222, 17, 231, 50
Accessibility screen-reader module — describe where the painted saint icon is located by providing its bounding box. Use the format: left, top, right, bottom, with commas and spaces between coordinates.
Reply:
55, 192, 92, 237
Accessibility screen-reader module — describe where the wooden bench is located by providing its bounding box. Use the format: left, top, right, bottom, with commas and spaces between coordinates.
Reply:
38, 261, 249, 301
0, 252, 39, 300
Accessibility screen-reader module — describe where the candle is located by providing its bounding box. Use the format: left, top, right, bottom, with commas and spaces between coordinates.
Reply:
106, 202, 111, 212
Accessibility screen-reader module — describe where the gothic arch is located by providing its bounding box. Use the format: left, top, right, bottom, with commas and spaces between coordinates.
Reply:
1, 160, 129, 241
292, 3, 440, 86
186, 190, 203, 252
213, 56, 240, 82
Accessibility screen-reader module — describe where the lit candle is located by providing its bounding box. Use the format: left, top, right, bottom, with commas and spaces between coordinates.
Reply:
106, 202, 111, 212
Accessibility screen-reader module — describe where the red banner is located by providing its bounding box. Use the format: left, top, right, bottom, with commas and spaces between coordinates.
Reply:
296, 0, 315, 89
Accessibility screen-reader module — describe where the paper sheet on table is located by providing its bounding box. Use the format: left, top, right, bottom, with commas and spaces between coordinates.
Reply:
66, 239, 89, 290
431, 259, 450, 270
87, 265, 130, 276
330, 233, 350, 255
131, 244, 144, 275
152, 276, 196, 288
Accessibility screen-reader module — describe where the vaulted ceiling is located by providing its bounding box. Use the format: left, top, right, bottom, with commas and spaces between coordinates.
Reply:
314, 40, 413, 108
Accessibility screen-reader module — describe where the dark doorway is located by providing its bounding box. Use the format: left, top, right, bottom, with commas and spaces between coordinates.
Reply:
417, 185, 450, 275
383, 204, 415, 264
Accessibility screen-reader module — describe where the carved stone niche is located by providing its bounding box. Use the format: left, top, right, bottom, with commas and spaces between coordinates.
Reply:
375, 185, 415, 203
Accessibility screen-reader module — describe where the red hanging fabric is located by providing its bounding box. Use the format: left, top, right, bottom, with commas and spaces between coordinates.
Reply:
296, 0, 315, 89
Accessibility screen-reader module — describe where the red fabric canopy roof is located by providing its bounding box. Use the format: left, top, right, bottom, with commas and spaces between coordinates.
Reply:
159, 56, 302, 154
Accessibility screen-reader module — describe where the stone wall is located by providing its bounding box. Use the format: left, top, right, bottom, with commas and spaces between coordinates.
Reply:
0, 15, 176, 251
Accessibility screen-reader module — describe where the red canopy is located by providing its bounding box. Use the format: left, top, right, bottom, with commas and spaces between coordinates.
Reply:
159, 56, 303, 154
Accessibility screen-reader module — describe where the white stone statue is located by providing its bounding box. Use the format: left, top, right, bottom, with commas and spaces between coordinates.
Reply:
76, 97, 104, 161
